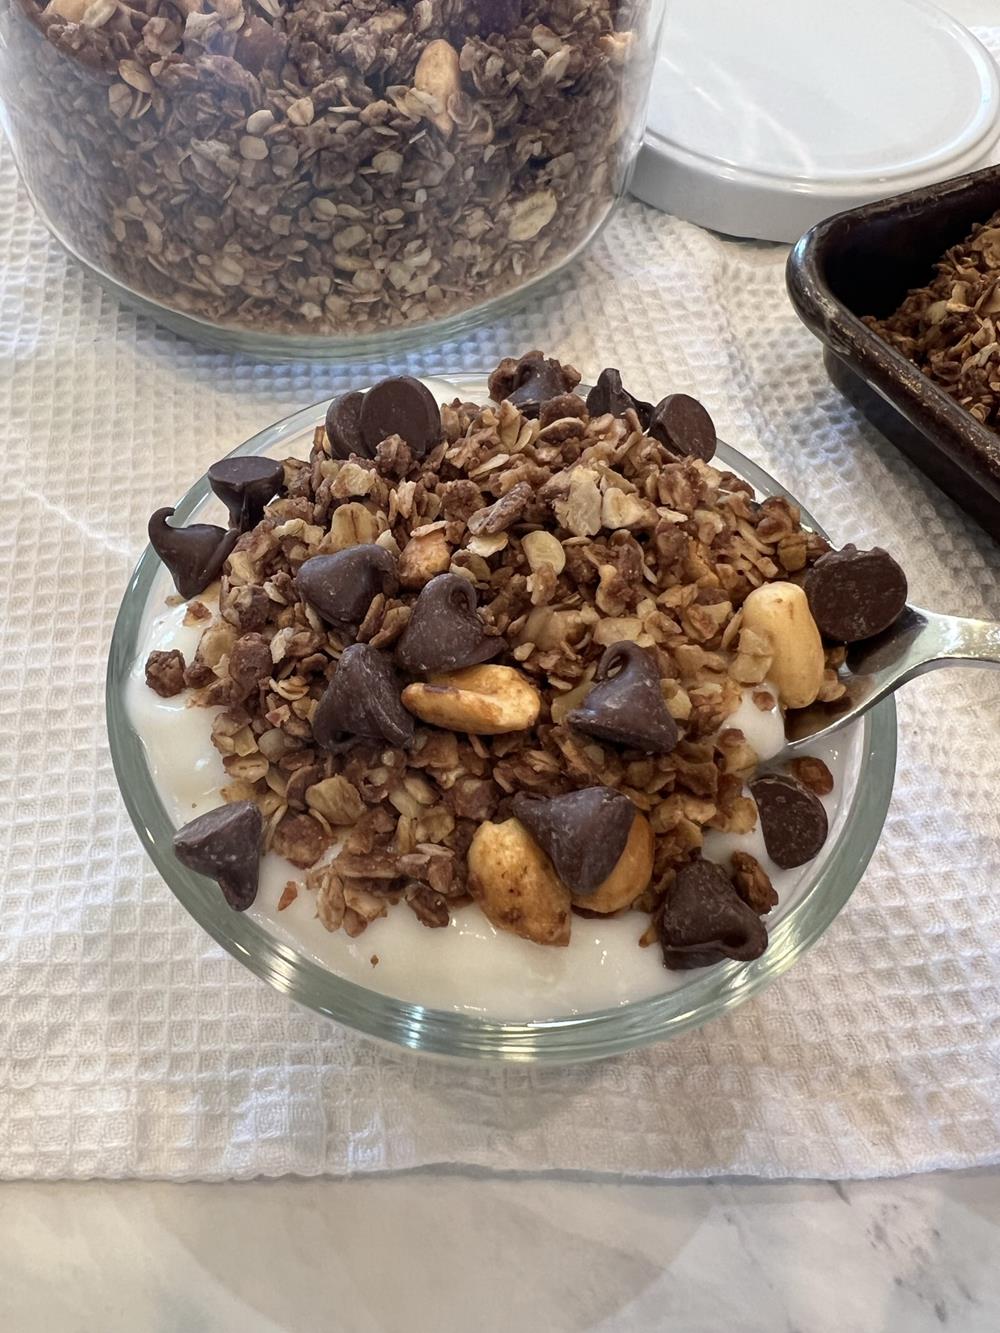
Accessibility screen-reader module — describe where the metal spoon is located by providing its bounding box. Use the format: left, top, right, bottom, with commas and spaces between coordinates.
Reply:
784, 605, 1000, 748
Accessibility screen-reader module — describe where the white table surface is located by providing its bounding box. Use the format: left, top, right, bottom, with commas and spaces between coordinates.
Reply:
2, 2, 998, 1329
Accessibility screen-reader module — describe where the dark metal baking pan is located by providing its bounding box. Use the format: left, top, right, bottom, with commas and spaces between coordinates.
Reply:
786, 165, 1000, 539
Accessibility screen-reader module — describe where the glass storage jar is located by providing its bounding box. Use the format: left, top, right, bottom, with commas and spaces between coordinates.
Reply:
0, 0, 664, 358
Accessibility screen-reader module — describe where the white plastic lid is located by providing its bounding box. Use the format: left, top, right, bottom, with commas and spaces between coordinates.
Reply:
631, 0, 1000, 242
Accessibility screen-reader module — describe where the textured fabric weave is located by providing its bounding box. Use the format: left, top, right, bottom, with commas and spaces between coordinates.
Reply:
0, 54, 998, 1178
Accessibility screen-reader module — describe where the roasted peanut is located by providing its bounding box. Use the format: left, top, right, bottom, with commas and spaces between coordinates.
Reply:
572, 812, 654, 914
398, 529, 452, 588
401, 665, 541, 735
468, 818, 571, 947
414, 39, 460, 137
740, 581, 824, 709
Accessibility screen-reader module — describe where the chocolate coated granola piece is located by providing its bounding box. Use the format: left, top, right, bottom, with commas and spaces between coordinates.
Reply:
359, 377, 442, 458
659, 858, 768, 970
173, 800, 263, 912
750, 772, 829, 869
325, 390, 368, 459
490, 351, 581, 418
145, 649, 186, 698
148, 507, 239, 600
649, 393, 717, 462
586, 368, 653, 428
313, 643, 414, 751
804, 545, 908, 643
297, 546, 398, 627
208, 456, 284, 531
395, 573, 503, 673
512, 786, 635, 895
568, 642, 679, 753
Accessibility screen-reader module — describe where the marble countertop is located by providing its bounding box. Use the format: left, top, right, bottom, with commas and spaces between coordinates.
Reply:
1, 1169, 997, 1331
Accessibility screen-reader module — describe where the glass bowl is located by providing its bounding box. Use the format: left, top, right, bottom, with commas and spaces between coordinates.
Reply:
107, 375, 897, 1062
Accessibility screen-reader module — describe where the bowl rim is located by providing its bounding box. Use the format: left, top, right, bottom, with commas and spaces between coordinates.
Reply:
106, 379, 898, 1063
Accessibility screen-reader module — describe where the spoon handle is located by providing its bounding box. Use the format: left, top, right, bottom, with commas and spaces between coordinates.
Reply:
848, 607, 1000, 692
785, 607, 1000, 749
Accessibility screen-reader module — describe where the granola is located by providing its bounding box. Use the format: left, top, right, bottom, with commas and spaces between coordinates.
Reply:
0, 0, 655, 339
866, 208, 1000, 431
146, 356, 908, 971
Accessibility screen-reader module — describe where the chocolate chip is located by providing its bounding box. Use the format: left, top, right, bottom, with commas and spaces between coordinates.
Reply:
750, 773, 829, 869
512, 786, 635, 895
491, 351, 580, 419
649, 393, 717, 462
173, 800, 263, 912
325, 390, 368, 460
312, 643, 414, 751
395, 573, 503, 674
586, 368, 653, 429
658, 858, 768, 970
208, 456, 284, 531
148, 507, 239, 600
296, 546, 398, 627
359, 377, 442, 459
804, 545, 908, 643
568, 642, 679, 754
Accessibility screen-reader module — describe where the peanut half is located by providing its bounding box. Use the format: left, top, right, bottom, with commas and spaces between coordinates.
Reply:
740, 581, 824, 709
573, 812, 654, 914
401, 664, 541, 735
414, 39, 460, 137
468, 818, 571, 947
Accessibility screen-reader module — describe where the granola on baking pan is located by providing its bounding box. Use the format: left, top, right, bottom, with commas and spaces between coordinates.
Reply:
866, 208, 1000, 431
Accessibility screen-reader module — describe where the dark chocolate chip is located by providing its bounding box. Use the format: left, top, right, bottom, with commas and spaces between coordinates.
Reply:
568, 642, 679, 754
296, 546, 398, 627
173, 800, 263, 912
658, 858, 768, 970
804, 545, 908, 643
359, 377, 442, 459
325, 390, 368, 460
649, 393, 717, 462
148, 507, 239, 600
586, 368, 653, 429
208, 456, 285, 531
395, 573, 504, 674
512, 786, 635, 895
750, 772, 829, 870
312, 643, 414, 751
494, 352, 580, 419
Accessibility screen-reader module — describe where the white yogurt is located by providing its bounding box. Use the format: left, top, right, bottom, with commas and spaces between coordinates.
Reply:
128, 586, 863, 1021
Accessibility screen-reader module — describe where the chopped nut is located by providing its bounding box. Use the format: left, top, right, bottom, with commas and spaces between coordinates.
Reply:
414, 38, 460, 137
398, 529, 452, 588
402, 665, 541, 735
468, 818, 571, 946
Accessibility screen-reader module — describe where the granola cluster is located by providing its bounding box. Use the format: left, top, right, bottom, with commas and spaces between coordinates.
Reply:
866, 209, 1000, 430
148, 358, 846, 943
1, 0, 652, 338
